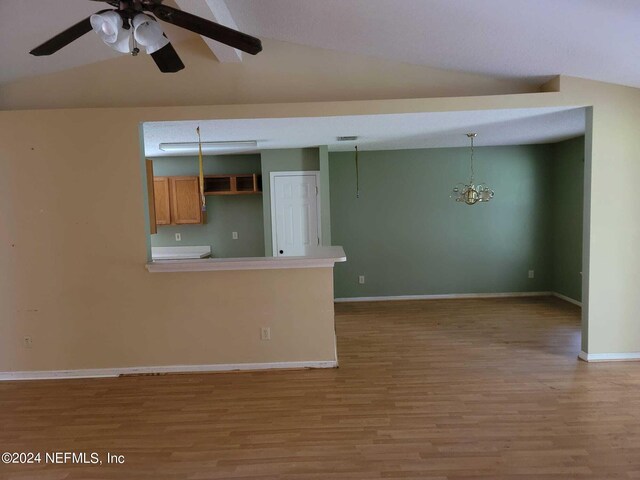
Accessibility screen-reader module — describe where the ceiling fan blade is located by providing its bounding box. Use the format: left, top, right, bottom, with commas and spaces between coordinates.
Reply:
149, 4, 262, 55
89, 0, 120, 5
30, 10, 110, 56
150, 42, 185, 73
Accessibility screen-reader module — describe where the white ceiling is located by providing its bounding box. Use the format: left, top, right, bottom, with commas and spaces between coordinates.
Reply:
142, 107, 586, 157
4, 1, 638, 88
226, 0, 640, 88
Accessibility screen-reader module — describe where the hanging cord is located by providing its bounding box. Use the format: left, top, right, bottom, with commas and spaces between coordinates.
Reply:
355, 145, 360, 198
468, 133, 476, 185
196, 127, 206, 212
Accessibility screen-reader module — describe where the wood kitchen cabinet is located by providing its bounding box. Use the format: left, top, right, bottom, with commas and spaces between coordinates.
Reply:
153, 177, 172, 225
170, 176, 202, 224
153, 176, 203, 226
204, 174, 262, 195
146, 159, 158, 234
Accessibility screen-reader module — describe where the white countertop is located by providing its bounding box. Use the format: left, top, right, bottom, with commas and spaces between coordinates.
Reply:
146, 246, 346, 272
151, 246, 211, 260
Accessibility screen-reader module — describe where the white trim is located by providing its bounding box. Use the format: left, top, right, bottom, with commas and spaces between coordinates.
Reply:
334, 292, 552, 302
270, 171, 322, 257
552, 291, 582, 307
146, 246, 346, 272
579, 351, 640, 362
0, 360, 338, 382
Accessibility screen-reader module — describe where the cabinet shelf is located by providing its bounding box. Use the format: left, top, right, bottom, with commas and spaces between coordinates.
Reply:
204, 174, 262, 195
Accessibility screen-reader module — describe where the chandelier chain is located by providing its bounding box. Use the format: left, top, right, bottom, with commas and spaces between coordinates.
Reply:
470, 134, 475, 184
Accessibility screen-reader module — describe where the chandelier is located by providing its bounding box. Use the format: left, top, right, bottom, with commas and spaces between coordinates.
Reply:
451, 133, 495, 205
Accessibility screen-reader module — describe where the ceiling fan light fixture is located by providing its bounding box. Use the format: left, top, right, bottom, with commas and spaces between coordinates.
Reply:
90, 11, 130, 53
132, 14, 169, 54
29, 0, 262, 73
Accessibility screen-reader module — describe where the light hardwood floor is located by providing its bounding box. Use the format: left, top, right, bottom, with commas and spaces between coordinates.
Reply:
2, 297, 640, 479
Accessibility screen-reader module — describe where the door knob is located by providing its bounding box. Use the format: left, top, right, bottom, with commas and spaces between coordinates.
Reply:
279, 250, 284, 254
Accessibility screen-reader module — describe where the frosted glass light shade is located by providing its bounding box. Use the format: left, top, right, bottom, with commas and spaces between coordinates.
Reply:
133, 14, 169, 54
90, 11, 130, 53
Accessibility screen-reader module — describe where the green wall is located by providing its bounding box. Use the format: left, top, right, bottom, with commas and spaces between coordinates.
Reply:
150, 154, 264, 258
551, 137, 584, 302
330, 145, 559, 298
260, 148, 320, 256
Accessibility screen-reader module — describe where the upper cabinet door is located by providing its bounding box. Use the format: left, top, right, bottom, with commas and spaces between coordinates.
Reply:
170, 176, 203, 225
153, 177, 172, 225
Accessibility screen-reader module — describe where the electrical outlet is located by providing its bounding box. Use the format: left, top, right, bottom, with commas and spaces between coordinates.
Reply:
23, 336, 33, 348
260, 327, 271, 341
358, 275, 365, 284
232, 232, 238, 240
528, 270, 535, 279
175, 233, 181, 242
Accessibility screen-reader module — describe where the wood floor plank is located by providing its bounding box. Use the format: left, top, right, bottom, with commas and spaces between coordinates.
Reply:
1, 297, 640, 479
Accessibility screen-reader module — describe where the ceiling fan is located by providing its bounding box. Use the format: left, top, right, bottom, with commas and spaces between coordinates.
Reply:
29, 0, 263, 73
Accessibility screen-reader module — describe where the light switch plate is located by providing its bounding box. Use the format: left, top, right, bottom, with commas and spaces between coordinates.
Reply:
175, 233, 181, 241
232, 232, 238, 240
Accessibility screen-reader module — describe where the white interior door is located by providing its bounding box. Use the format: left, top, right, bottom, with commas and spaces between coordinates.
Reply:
271, 172, 321, 257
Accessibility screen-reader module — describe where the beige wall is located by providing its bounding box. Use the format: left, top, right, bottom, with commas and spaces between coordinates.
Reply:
561, 76, 640, 355
0, 38, 540, 110
0, 107, 338, 372
1, 74, 640, 374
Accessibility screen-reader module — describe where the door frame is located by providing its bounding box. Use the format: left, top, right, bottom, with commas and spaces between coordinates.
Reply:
270, 171, 322, 257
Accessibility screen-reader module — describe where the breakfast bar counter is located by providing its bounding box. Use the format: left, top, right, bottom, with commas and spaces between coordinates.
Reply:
145, 246, 346, 272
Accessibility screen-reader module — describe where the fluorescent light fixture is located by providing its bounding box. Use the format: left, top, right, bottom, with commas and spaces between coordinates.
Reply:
159, 140, 258, 152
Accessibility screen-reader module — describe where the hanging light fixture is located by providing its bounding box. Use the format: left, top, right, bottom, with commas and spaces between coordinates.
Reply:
90, 12, 168, 56
450, 133, 495, 205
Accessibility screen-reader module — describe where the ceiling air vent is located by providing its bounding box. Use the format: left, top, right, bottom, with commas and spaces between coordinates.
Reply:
337, 136, 358, 142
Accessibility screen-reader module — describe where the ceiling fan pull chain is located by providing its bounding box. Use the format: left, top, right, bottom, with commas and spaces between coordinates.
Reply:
131, 30, 139, 56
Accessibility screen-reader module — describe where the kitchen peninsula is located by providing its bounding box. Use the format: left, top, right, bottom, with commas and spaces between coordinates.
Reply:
146, 246, 346, 272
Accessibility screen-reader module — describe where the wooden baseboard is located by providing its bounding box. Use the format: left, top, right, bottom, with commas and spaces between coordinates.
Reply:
0, 360, 338, 382
334, 292, 552, 303
579, 351, 640, 362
